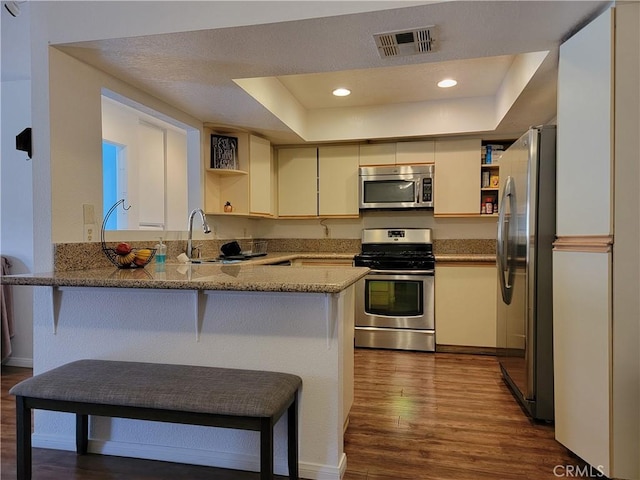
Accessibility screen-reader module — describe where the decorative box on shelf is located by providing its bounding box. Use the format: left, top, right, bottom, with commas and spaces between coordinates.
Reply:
210, 134, 238, 170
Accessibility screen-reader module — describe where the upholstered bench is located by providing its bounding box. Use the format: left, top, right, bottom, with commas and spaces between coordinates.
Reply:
10, 359, 302, 480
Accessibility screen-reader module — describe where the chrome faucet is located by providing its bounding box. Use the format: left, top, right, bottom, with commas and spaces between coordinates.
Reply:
186, 208, 211, 259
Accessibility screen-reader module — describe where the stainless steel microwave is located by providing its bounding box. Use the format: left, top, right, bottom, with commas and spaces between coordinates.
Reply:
359, 165, 434, 209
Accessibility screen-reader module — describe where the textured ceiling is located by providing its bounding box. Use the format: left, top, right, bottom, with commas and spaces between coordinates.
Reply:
56, 1, 608, 144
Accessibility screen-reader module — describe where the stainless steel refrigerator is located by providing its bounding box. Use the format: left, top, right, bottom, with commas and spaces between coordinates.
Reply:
496, 125, 555, 422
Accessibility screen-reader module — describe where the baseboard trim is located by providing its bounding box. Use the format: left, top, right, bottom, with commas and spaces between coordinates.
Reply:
3, 356, 33, 368
436, 344, 497, 355
31, 434, 344, 479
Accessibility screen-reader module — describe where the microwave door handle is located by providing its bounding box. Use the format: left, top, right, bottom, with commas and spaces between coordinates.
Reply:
416, 180, 421, 203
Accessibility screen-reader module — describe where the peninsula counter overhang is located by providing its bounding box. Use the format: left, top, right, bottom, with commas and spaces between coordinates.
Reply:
2, 261, 369, 294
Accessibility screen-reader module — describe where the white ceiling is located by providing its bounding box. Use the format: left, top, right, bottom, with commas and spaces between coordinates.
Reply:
55, 1, 609, 144
276, 55, 516, 109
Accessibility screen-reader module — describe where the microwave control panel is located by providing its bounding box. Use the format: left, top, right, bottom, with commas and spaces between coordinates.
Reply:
422, 178, 433, 202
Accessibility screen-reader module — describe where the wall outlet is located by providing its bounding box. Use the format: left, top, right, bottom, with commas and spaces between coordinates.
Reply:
84, 224, 95, 242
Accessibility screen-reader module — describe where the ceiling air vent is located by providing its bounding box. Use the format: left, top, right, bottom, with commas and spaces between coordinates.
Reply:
373, 26, 436, 58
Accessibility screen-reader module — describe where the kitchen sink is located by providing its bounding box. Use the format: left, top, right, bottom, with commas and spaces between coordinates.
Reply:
192, 257, 249, 264
190, 258, 222, 264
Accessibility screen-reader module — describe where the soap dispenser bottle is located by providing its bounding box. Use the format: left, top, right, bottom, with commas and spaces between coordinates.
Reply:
155, 237, 167, 264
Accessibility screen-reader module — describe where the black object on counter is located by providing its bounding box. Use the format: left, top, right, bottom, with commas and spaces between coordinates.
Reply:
220, 241, 241, 257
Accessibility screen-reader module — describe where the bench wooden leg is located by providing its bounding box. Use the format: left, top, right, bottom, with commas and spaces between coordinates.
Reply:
260, 418, 274, 480
76, 413, 88, 454
16, 396, 32, 480
287, 395, 299, 479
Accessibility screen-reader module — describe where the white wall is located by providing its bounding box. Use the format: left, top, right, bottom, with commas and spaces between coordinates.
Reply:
166, 129, 189, 231
612, 1, 640, 476
1, 3, 34, 366
49, 48, 202, 243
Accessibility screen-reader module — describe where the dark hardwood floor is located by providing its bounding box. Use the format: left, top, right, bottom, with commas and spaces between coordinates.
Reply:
2, 350, 588, 479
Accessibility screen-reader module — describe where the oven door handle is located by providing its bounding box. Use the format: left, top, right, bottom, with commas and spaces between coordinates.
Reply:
369, 269, 434, 275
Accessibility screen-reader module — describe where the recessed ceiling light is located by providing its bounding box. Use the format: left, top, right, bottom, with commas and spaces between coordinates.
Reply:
332, 88, 351, 97
437, 79, 457, 88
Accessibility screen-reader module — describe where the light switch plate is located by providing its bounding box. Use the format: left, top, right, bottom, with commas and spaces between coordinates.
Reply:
83, 204, 96, 241
83, 204, 95, 225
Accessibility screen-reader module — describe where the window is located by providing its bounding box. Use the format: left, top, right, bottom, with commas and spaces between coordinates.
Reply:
101, 90, 194, 230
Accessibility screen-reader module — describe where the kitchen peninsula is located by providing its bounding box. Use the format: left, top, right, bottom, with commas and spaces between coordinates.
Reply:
3, 260, 368, 480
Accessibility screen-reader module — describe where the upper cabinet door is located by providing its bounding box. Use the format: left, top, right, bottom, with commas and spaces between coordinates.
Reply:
249, 135, 274, 216
396, 141, 435, 164
277, 147, 318, 217
434, 139, 481, 216
557, 8, 613, 236
318, 145, 359, 217
359, 143, 396, 166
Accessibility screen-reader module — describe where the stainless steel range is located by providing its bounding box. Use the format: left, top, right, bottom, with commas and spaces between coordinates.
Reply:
353, 228, 435, 352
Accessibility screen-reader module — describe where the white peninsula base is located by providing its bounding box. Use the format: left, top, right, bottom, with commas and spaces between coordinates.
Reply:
30, 285, 355, 480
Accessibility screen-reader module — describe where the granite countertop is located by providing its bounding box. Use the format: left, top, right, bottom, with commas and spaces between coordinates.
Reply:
3, 248, 496, 293
2, 252, 367, 294
435, 254, 496, 264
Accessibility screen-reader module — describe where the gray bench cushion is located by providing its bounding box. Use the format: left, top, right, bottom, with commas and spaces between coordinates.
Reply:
10, 360, 302, 418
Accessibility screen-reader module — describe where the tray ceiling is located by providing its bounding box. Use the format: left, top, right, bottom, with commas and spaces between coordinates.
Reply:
55, 1, 609, 144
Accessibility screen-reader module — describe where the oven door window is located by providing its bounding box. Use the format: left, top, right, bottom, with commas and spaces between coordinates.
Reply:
365, 279, 423, 316
363, 179, 416, 204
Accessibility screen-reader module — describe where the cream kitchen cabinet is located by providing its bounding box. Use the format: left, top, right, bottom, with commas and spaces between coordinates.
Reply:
553, 6, 639, 480
553, 249, 611, 474
277, 145, 359, 218
395, 140, 435, 164
358, 143, 396, 166
248, 135, 275, 217
277, 147, 318, 217
204, 130, 273, 217
480, 140, 511, 216
204, 129, 249, 215
435, 264, 497, 349
318, 145, 359, 217
359, 141, 435, 166
434, 138, 481, 217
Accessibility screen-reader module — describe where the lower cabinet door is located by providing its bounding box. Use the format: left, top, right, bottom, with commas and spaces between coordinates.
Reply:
435, 264, 497, 348
553, 249, 611, 476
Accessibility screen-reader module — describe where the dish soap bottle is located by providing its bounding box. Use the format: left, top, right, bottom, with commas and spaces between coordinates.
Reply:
155, 237, 167, 264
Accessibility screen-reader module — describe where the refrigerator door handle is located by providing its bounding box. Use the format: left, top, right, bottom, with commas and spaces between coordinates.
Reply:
497, 176, 516, 304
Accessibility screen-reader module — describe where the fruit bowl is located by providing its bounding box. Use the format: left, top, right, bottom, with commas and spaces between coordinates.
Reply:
101, 200, 156, 269
103, 246, 156, 269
